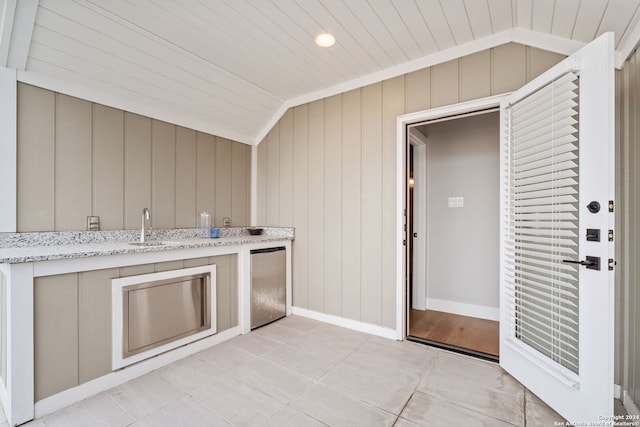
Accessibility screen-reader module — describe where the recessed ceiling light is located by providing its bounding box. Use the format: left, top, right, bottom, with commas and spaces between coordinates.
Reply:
315, 33, 335, 47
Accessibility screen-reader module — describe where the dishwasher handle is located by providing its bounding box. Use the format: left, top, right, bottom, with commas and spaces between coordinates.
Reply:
250, 246, 285, 255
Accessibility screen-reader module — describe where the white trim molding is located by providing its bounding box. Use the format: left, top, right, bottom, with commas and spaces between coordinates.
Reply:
3, 0, 37, 70
17, 69, 256, 146
396, 94, 510, 340
111, 265, 217, 370
0, 0, 17, 66
0, 66, 16, 232
35, 326, 239, 420
624, 391, 640, 417
291, 307, 398, 341
254, 29, 585, 145
426, 298, 500, 322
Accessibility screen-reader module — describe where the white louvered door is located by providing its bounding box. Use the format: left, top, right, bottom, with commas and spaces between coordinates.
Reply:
499, 33, 614, 422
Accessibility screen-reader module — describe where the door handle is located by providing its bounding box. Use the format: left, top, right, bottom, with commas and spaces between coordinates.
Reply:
562, 256, 600, 271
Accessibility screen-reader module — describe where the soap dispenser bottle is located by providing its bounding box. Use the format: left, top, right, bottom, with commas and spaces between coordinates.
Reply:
199, 211, 211, 238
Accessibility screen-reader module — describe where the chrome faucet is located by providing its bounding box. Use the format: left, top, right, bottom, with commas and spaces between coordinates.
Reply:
140, 208, 151, 243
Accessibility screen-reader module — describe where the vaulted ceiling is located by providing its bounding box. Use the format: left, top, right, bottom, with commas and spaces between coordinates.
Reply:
2, 0, 640, 145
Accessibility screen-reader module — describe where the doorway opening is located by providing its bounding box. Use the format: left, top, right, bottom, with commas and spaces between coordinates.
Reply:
406, 108, 500, 361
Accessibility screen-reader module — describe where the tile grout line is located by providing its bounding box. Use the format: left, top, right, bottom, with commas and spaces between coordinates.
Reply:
523, 386, 528, 427
392, 389, 418, 426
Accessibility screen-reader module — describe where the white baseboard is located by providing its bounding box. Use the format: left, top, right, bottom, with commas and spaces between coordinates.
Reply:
624, 390, 640, 417
34, 327, 239, 419
291, 307, 399, 340
426, 298, 499, 321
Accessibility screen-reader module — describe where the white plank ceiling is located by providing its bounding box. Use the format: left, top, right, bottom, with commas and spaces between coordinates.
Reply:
4, 0, 640, 144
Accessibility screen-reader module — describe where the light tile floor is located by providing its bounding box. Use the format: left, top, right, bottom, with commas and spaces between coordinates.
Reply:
2, 316, 569, 426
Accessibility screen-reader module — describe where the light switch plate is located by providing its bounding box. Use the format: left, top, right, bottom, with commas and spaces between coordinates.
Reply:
448, 197, 464, 208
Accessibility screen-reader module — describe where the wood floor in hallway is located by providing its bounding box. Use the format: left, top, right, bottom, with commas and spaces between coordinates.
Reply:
409, 309, 499, 357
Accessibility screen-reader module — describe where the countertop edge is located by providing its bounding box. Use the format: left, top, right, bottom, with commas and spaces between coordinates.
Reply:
0, 228, 294, 264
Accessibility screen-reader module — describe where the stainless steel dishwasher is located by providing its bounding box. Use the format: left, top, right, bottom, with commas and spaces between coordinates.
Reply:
250, 246, 286, 329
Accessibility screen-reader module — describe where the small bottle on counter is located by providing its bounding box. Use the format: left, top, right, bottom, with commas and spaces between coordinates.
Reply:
210, 228, 220, 238
199, 211, 211, 238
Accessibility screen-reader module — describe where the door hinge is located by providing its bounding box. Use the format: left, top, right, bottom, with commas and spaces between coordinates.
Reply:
609, 200, 614, 212
608, 258, 616, 271
608, 230, 614, 242
403, 239, 407, 246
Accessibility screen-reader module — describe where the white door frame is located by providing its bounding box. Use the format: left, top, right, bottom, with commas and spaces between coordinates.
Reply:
408, 129, 428, 310
395, 94, 509, 340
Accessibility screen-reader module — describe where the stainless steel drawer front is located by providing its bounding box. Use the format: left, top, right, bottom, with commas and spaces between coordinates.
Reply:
123, 273, 211, 358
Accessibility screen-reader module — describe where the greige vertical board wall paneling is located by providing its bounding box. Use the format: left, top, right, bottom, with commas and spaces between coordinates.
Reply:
256, 137, 268, 225
324, 95, 342, 317
17, 84, 54, 231
55, 95, 92, 231
16, 83, 250, 232
256, 44, 565, 330
34, 273, 79, 401
78, 268, 119, 384
405, 69, 430, 113
279, 110, 294, 228
292, 105, 309, 308
491, 44, 526, 95
618, 47, 640, 408
633, 54, 640, 405
341, 89, 362, 321
93, 105, 124, 230
175, 127, 197, 228
526, 48, 566, 82
431, 60, 459, 108
151, 120, 176, 229
359, 83, 383, 326
307, 100, 326, 313
381, 76, 405, 329
211, 254, 238, 331
266, 126, 280, 226
621, 49, 640, 405
634, 54, 640, 404
196, 133, 216, 221
214, 138, 232, 227
155, 260, 185, 272
124, 113, 152, 229
460, 51, 491, 102
231, 143, 250, 226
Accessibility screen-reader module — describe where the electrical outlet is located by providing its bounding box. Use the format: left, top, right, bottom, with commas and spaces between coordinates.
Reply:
448, 197, 464, 208
87, 216, 100, 231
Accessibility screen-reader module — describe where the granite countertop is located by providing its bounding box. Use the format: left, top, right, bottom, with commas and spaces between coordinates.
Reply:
0, 227, 294, 264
